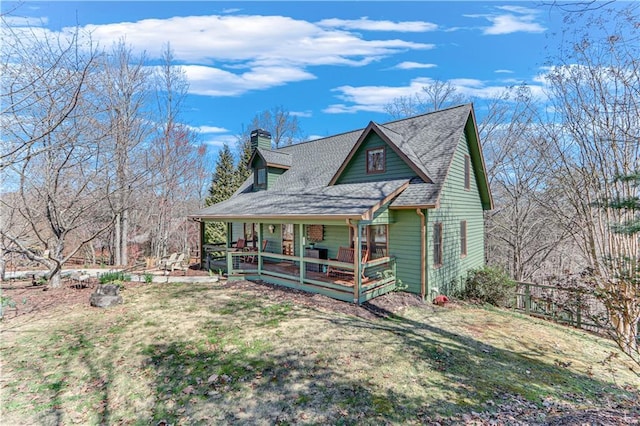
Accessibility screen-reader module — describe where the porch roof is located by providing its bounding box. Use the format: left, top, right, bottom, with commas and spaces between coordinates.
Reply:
191, 179, 410, 222
390, 178, 440, 208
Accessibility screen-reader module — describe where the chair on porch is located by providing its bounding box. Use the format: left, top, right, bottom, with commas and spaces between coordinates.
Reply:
326, 247, 369, 279
246, 239, 268, 264
234, 238, 247, 262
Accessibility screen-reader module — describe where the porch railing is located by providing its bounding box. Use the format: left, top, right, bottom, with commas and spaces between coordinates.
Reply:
225, 249, 398, 303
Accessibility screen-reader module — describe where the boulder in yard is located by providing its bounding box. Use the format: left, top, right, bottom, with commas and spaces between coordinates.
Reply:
90, 284, 123, 308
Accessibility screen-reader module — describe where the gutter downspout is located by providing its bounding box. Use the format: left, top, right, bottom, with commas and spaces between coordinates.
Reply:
346, 218, 359, 304
416, 209, 426, 301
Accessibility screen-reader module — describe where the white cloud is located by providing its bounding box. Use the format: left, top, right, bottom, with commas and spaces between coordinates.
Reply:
317, 17, 437, 32
484, 14, 545, 35
495, 69, 514, 74
79, 14, 432, 65
54, 14, 432, 97
2, 16, 48, 27
190, 125, 228, 134
465, 6, 546, 35
326, 76, 547, 114
306, 134, 326, 141
326, 78, 435, 114
393, 61, 437, 70
202, 134, 238, 148
291, 110, 313, 118
6, 13, 434, 98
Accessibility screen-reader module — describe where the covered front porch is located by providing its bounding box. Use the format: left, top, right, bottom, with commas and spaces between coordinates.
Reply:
200, 221, 399, 304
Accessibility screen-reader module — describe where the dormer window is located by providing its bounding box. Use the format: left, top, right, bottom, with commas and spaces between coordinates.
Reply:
367, 147, 385, 174
256, 167, 267, 189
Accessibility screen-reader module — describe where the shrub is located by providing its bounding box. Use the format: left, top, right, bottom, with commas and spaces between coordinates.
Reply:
458, 266, 516, 307
0, 295, 16, 319
143, 272, 154, 284
99, 271, 131, 285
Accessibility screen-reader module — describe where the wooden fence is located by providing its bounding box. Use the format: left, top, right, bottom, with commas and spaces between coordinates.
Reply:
514, 281, 610, 335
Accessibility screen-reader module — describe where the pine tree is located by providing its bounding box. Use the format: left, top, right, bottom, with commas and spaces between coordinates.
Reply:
205, 144, 236, 243
596, 172, 640, 367
234, 135, 253, 188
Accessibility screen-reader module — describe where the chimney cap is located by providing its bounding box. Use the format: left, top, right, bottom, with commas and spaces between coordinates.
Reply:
250, 129, 272, 139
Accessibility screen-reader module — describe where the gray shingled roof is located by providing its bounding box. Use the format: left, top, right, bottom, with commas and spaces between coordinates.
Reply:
193, 179, 410, 220
193, 104, 475, 219
256, 147, 292, 168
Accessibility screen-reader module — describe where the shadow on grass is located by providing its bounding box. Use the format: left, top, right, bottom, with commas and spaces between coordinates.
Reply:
142, 339, 428, 424
325, 304, 637, 418
4, 283, 636, 425
3, 328, 116, 425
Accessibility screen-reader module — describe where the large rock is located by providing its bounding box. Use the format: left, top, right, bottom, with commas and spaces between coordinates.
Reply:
90, 284, 123, 308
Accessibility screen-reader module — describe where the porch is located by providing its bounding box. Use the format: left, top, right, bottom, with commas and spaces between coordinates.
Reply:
203, 243, 398, 304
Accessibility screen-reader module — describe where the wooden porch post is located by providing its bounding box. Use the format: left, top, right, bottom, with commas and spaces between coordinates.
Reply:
226, 222, 233, 275
258, 223, 263, 273
416, 209, 426, 301
298, 223, 305, 284
199, 220, 205, 270
347, 219, 360, 304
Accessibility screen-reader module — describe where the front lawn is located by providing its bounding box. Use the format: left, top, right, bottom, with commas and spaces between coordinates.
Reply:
1, 281, 638, 425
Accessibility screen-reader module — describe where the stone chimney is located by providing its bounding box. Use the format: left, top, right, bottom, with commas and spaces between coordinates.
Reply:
250, 129, 272, 151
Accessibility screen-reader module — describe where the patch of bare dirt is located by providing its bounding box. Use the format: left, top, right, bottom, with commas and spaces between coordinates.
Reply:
435, 391, 640, 425
225, 279, 431, 320
0, 280, 150, 322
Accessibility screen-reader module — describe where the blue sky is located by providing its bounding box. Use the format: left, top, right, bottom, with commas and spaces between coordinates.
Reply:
4, 1, 568, 156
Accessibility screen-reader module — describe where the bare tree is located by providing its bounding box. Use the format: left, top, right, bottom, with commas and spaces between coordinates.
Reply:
384, 79, 467, 119
248, 105, 304, 148
481, 87, 574, 281
147, 44, 207, 260
98, 40, 153, 266
0, 21, 95, 170
0, 22, 122, 286
539, 2, 640, 367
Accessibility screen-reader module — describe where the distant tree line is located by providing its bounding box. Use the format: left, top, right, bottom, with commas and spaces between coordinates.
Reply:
1, 21, 208, 286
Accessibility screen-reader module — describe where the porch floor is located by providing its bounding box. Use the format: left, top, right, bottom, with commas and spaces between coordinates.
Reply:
205, 258, 377, 287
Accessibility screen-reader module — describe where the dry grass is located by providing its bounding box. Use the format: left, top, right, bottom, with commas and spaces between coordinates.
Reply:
1, 282, 638, 425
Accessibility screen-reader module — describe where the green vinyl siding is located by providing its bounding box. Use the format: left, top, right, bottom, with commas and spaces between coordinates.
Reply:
267, 167, 285, 187
263, 223, 282, 254
231, 222, 244, 243
388, 209, 422, 294
427, 132, 485, 296
369, 203, 393, 225
336, 133, 415, 184
316, 224, 350, 260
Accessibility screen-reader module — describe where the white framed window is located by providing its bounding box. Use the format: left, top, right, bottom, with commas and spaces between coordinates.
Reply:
367, 147, 385, 174
433, 222, 443, 267
464, 155, 470, 190
460, 220, 467, 257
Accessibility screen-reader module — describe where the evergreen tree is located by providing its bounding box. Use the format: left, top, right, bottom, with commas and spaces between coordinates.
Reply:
204, 144, 236, 243
235, 135, 253, 188
596, 171, 640, 368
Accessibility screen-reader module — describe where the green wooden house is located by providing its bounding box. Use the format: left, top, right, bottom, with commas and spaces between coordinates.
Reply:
190, 104, 493, 304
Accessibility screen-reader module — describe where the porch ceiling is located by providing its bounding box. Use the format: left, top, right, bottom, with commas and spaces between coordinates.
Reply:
190, 179, 410, 222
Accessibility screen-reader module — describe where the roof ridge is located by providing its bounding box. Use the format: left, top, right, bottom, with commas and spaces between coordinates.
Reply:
380, 103, 471, 127
275, 103, 471, 153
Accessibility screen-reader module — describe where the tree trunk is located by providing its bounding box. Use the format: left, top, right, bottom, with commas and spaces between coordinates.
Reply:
114, 212, 122, 266
121, 208, 129, 265
0, 247, 5, 282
